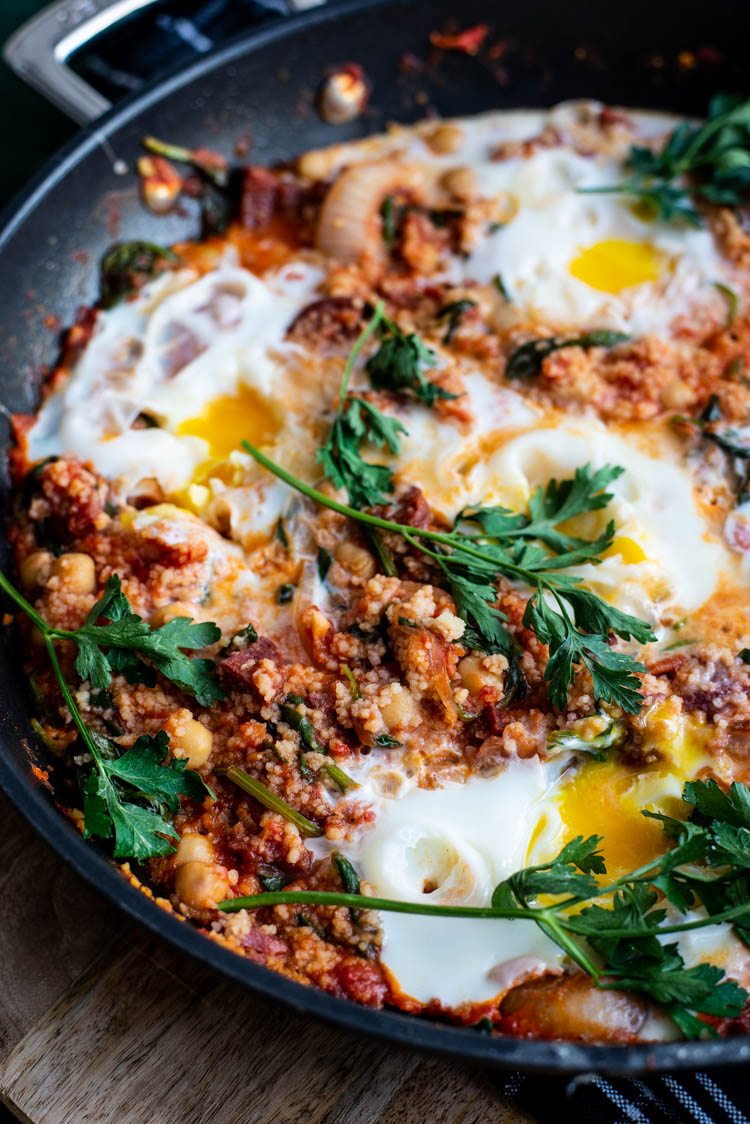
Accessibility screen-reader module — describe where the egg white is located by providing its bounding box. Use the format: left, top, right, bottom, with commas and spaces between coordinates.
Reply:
324, 756, 567, 1007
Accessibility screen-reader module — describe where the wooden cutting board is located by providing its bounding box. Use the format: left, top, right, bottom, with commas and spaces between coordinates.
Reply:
0, 791, 533, 1124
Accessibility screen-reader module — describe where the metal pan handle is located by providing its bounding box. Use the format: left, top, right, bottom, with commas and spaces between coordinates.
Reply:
3, 1, 166, 125
3, 0, 323, 126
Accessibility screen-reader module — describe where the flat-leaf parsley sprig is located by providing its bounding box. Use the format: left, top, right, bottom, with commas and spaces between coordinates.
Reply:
0, 570, 214, 858
218, 778, 750, 1037
317, 301, 463, 508
365, 309, 458, 407
317, 300, 407, 509
51, 574, 224, 706
242, 441, 655, 711
579, 94, 750, 225
82, 728, 211, 858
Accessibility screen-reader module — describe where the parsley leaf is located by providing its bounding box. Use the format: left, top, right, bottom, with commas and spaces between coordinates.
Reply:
458, 464, 621, 563
81, 729, 212, 859
316, 302, 408, 508
579, 94, 750, 225
67, 576, 224, 706
505, 332, 630, 380
317, 396, 407, 508
366, 313, 457, 407
524, 587, 649, 712
493, 834, 606, 907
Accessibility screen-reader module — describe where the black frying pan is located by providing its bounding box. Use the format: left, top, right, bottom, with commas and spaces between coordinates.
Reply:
3, 0, 750, 1076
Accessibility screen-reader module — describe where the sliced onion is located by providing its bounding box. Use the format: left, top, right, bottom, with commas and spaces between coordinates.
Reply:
315, 160, 424, 265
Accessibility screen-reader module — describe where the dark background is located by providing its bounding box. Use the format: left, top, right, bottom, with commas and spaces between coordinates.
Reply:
1, 2, 75, 204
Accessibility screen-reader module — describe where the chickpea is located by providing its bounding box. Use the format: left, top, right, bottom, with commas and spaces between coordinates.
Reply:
458, 655, 486, 695
297, 149, 332, 180
661, 381, 694, 410
425, 123, 463, 155
458, 655, 506, 696
175, 833, 215, 867
335, 541, 376, 580
164, 710, 213, 769
150, 601, 199, 628
19, 550, 54, 592
51, 552, 96, 595
440, 165, 476, 202
175, 861, 229, 910
380, 685, 418, 731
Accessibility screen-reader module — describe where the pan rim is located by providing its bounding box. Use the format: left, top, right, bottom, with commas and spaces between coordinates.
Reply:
2, 0, 750, 1074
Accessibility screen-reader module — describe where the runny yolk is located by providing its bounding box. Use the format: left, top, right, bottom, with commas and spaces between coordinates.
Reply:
602, 536, 648, 564
569, 239, 662, 294
177, 384, 279, 461
554, 760, 679, 878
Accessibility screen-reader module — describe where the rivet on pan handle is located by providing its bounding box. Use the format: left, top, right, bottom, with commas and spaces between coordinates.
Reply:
2, 0, 326, 126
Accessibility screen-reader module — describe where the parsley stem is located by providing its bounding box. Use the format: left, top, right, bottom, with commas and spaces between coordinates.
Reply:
320, 762, 360, 791
224, 765, 323, 837
0, 569, 102, 763
337, 299, 385, 410
241, 440, 547, 586
534, 911, 601, 981
215, 884, 750, 944
216, 889, 535, 920
0, 568, 52, 635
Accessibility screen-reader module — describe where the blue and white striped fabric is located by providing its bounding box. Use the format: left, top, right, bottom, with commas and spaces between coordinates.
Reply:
495, 1069, 750, 1123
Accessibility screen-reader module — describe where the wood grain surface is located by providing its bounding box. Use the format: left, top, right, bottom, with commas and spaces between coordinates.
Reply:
0, 791, 534, 1124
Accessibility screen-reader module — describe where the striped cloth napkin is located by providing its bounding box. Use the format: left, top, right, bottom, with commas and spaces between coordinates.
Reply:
494, 1068, 750, 1123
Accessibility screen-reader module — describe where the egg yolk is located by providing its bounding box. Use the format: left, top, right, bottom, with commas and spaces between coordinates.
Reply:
555, 760, 679, 877
177, 384, 278, 460
569, 239, 662, 294
602, 535, 648, 564
551, 706, 711, 879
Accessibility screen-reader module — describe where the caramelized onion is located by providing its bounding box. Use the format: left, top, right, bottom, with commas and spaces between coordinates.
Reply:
500, 973, 648, 1043
315, 160, 424, 264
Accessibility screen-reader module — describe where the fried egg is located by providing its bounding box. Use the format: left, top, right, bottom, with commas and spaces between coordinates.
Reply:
452, 143, 730, 335
323, 699, 737, 1010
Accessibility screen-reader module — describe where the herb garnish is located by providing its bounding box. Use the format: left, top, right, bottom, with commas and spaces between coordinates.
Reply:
219, 778, 750, 1037
0, 571, 213, 858
143, 137, 233, 235
578, 94, 750, 226
143, 137, 229, 187
82, 729, 211, 858
223, 765, 322, 837
505, 331, 630, 380
436, 299, 477, 343
674, 394, 750, 503
242, 442, 655, 712
99, 241, 179, 309
547, 714, 625, 758
366, 310, 458, 406
317, 302, 408, 508
64, 575, 223, 706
